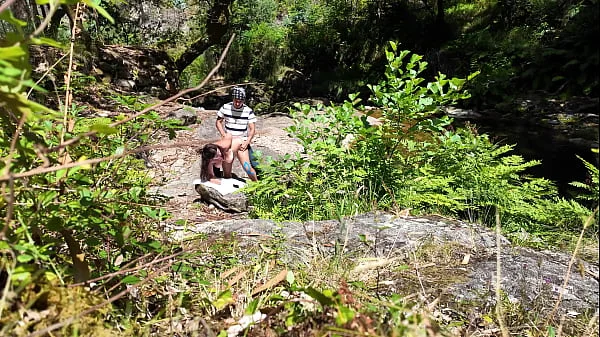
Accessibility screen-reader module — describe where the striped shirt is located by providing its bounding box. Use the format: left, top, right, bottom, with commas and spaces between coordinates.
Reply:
217, 102, 257, 137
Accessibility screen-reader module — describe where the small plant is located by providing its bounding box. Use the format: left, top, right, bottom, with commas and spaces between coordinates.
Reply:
569, 150, 599, 208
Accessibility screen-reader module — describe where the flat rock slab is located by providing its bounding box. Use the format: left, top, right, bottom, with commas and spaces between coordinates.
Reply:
167, 212, 599, 316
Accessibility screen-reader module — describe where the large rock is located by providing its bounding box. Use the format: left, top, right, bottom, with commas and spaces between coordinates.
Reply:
97, 45, 178, 98
193, 178, 248, 213
167, 212, 599, 317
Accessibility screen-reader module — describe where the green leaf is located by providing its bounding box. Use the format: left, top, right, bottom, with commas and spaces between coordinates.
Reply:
388, 41, 397, 52
304, 287, 334, 306
17, 254, 34, 263
84, 0, 115, 23
213, 289, 234, 310
146, 240, 161, 250
336, 305, 355, 325
286, 270, 295, 285
245, 298, 259, 315
90, 123, 118, 135
46, 217, 64, 232
0, 66, 23, 77
30, 37, 64, 49
55, 169, 68, 181
129, 186, 142, 201
12, 265, 34, 282
0, 45, 27, 60
0, 10, 27, 27
122, 275, 141, 284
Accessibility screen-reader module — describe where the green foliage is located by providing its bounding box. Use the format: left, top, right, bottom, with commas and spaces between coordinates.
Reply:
0, 4, 176, 314
569, 150, 600, 206
226, 0, 288, 84
567, 149, 600, 232
179, 52, 213, 88
248, 43, 594, 243
447, 0, 599, 106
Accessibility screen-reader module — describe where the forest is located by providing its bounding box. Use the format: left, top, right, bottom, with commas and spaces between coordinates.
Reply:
0, 0, 598, 336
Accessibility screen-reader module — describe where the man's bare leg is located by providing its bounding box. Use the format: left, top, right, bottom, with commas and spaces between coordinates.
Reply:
237, 149, 258, 181
225, 137, 244, 179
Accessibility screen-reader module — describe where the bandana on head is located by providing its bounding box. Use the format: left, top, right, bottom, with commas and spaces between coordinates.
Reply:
232, 87, 246, 100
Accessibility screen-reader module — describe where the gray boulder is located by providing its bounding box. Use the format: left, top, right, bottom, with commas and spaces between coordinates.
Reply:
193, 179, 248, 213
168, 212, 599, 317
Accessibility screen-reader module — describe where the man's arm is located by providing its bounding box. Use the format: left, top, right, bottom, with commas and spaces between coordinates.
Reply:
216, 117, 226, 137
240, 122, 255, 151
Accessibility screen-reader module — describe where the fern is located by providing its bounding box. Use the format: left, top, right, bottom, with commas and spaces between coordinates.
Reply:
569, 153, 599, 204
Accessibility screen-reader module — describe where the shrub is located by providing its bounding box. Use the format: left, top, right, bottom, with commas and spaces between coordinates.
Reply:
248, 42, 594, 243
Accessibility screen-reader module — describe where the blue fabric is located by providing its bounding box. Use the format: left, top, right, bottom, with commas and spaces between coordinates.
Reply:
248, 146, 259, 168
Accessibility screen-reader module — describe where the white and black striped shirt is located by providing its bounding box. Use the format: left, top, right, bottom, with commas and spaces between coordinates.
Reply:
217, 102, 257, 137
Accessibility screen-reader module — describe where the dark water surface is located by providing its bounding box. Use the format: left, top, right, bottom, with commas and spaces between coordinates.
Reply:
453, 117, 599, 198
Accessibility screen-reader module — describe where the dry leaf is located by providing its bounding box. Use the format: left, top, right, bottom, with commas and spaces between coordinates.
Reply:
228, 269, 248, 287
221, 266, 243, 279
114, 254, 124, 267
251, 269, 288, 296
398, 208, 412, 217
352, 257, 398, 273
260, 243, 275, 254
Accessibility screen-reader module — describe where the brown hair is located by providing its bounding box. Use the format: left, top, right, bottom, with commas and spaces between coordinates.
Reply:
200, 143, 219, 181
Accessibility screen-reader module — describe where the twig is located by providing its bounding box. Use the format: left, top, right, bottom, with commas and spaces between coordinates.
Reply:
199, 317, 217, 337
69, 251, 182, 287
0, 140, 210, 182
4, 35, 237, 181
104, 252, 176, 294
28, 0, 59, 38
582, 309, 599, 337
1, 112, 26, 237
177, 82, 263, 103
0, 249, 17, 320
0, 0, 18, 15
411, 250, 428, 304
27, 53, 69, 98
61, 2, 83, 145
495, 208, 509, 337
0, 177, 14, 240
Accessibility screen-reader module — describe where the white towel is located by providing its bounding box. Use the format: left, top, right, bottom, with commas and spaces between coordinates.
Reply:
193, 178, 246, 195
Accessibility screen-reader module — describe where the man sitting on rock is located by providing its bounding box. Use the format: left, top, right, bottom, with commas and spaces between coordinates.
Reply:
215, 86, 259, 181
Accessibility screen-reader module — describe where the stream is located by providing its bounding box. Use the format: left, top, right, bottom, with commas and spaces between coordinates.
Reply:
449, 108, 599, 198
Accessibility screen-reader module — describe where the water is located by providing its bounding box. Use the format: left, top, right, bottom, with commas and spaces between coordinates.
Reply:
453, 117, 598, 198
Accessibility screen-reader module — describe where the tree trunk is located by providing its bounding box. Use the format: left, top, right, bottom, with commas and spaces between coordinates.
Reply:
175, 0, 235, 73
9, 0, 30, 22
28, 0, 42, 28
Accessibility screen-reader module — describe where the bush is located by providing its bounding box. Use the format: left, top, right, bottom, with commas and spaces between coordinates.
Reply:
247, 42, 595, 243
